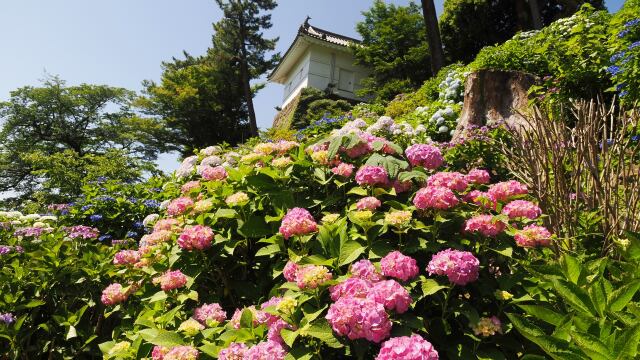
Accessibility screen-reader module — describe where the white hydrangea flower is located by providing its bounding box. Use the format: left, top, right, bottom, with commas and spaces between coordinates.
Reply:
438, 126, 449, 133
143, 213, 160, 227
200, 146, 222, 156
201, 155, 223, 167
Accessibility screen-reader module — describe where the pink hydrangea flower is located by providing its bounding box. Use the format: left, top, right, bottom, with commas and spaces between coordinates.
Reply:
356, 196, 382, 211
427, 249, 480, 286
217, 342, 248, 360
331, 162, 355, 177
152, 346, 169, 360
329, 277, 372, 301
153, 218, 180, 232
413, 186, 459, 210
502, 200, 542, 219
355, 165, 388, 187
296, 265, 333, 289
279, 208, 318, 239
178, 225, 214, 250
229, 306, 263, 329
200, 165, 228, 181
350, 259, 384, 282
163, 346, 199, 360
153, 270, 187, 291
244, 340, 287, 360
326, 297, 392, 343
405, 144, 443, 169
376, 335, 439, 360
113, 250, 140, 266
180, 181, 201, 194
267, 318, 296, 345
380, 251, 419, 282
64, 225, 100, 239
464, 215, 506, 237
283, 261, 299, 282
427, 172, 468, 192
101, 283, 129, 306
488, 180, 528, 202
514, 224, 552, 247
260, 296, 283, 327
367, 279, 412, 314
392, 179, 413, 193
465, 169, 490, 184
464, 190, 497, 210
193, 303, 226, 326
342, 140, 372, 158
167, 197, 193, 216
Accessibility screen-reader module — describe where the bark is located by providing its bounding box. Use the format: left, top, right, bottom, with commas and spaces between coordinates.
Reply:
528, 0, 543, 29
421, 0, 444, 74
514, 0, 531, 31
452, 69, 537, 142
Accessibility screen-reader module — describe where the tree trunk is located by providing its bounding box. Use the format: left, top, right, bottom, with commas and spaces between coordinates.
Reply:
528, 0, 543, 29
514, 0, 531, 31
420, 0, 444, 75
237, 7, 259, 137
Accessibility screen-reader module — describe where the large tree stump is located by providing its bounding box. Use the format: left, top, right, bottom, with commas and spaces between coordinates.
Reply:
452, 69, 537, 142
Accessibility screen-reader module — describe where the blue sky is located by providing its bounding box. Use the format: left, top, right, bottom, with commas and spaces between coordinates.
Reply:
0, 0, 625, 171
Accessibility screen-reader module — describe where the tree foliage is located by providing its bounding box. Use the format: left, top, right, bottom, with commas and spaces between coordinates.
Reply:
0, 77, 172, 205
141, 50, 250, 156
213, 0, 280, 136
440, 0, 605, 64
353, 0, 431, 102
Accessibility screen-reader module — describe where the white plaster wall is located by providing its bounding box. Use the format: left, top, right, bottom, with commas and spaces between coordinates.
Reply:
307, 44, 370, 101
282, 52, 310, 103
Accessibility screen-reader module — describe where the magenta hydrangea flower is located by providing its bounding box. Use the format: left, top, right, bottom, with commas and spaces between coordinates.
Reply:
152, 346, 169, 360
380, 251, 419, 282
200, 165, 228, 181
488, 180, 528, 202
113, 250, 140, 266
329, 277, 372, 301
464, 190, 497, 210
217, 342, 248, 360
260, 296, 283, 326
101, 283, 129, 306
350, 259, 384, 282
178, 225, 214, 250
465, 169, 490, 184
514, 224, 552, 247
193, 303, 226, 326
153, 218, 180, 232
376, 335, 439, 360
244, 340, 287, 360
64, 225, 100, 239
167, 197, 194, 216
153, 270, 187, 291
464, 215, 506, 237
356, 196, 382, 211
279, 208, 318, 239
367, 279, 412, 314
427, 249, 480, 286
355, 165, 389, 187
502, 200, 542, 219
413, 186, 459, 210
392, 179, 413, 193
331, 162, 355, 177
229, 306, 263, 329
295, 265, 333, 289
405, 144, 443, 169
267, 318, 296, 345
163, 346, 199, 360
282, 261, 299, 282
0, 312, 15, 325
342, 141, 372, 159
180, 181, 201, 194
427, 172, 468, 192
326, 297, 392, 343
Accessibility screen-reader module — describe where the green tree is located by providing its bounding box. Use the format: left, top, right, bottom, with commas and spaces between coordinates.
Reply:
440, 0, 605, 64
354, 0, 431, 102
0, 76, 172, 205
213, 0, 280, 137
141, 50, 250, 156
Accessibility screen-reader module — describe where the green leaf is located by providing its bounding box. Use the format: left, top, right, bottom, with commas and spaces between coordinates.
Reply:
215, 208, 237, 219
607, 279, 640, 312
147, 291, 168, 303
198, 343, 220, 357
570, 331, 610, 360
347, 187, 369, 196
139, 329, 184, 347
507, 313, 586, 360
551, 279, 597, 316
327, 135, 347, 159
421, 279, 447, 296
517, 305, 564, 326
240, 309, 254, 329
281, 328, 299, 347
301, 319, 343, 348
255, 244, 282, 257
238, 214, 272, 238
562, 254, 582, 284
338, 241, 365, 267
613, 324, 640, 358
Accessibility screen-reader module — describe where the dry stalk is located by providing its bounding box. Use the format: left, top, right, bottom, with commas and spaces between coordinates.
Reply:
501, 100, 640, 255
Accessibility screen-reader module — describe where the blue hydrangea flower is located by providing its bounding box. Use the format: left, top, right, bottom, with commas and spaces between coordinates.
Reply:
89, 214, 103, 222
624, 19, 640, 28
629, 41, 640, 50
98, 234, 113, 242
81, 205, 92, 211
125, 230, 138, 239
606, 65, 622, 76
132, 221, 144, 230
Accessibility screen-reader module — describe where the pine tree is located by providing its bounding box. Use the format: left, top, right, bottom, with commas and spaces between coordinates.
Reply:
213, 0, 280, 137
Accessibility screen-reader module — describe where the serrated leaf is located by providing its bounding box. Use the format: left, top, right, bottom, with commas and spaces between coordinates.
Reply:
608, 279, 640, 312
570, 331, 610, 360
562, 254, 582, 284
255, 244, 282, 257
421, 279, 447, 296
139, 329, 184, 347
338, 241, 365, 267
301, 319, 343, 348
517, 305, 564, 326
613, 324, 640, 358
551, 279, 597, 316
